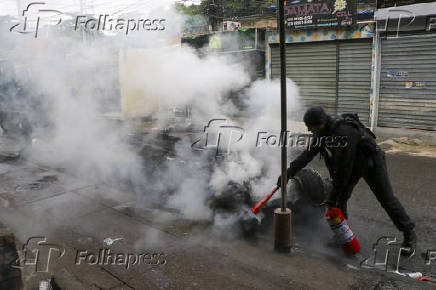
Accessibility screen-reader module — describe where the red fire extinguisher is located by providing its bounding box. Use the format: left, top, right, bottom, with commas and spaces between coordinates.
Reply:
325, 207, 360, 255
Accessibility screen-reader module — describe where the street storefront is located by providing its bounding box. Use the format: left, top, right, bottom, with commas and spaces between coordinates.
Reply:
270, 37, 372, 124
378, 34, 436, 130
268, 0, 436, 131
266, 0, 375, 124
267, 24, 374, 124
374, 2, 436, 130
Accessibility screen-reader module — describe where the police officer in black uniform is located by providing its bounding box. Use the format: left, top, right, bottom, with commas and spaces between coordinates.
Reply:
277, 106, 417, 255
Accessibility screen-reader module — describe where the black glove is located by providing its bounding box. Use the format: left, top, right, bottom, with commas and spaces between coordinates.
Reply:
276, 168, 294, 188
319, 188, 340, 207
319, 199, 337, 208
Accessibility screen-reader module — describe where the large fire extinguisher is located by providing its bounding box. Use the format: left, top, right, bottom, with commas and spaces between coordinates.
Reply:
325, 207, 360, 255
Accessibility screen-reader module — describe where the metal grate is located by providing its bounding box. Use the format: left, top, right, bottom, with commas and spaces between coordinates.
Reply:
379, 34, 436, 130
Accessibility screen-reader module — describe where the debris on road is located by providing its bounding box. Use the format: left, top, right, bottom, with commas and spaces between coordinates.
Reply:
103, 237, 124, 246
345, 264, 360, 271
210, 168, 329, 237
39, 277, 60, 290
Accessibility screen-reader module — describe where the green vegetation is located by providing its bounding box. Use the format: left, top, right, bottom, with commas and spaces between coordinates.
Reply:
175, 0, 276, 19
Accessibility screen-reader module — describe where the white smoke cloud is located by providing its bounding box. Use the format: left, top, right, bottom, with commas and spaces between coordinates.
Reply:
127, 46, 251, 122
1, 0, 303, 222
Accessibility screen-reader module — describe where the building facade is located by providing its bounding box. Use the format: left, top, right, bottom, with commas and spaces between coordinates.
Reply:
372, 2, 436, 131
266, 0, 436, 131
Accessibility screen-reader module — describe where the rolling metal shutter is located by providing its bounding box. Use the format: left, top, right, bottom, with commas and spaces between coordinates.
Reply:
337, 41, 372, 125
271, 41, 371, 123
379, 34, 436, 130
271, 42, 337, 117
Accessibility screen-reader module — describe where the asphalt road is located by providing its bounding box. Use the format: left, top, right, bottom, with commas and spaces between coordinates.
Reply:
0, 151, 435, 289
309, 152, 436, 252
306, 152, 436, 279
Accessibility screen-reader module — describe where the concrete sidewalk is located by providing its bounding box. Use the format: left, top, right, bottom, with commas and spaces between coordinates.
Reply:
374, 127, 436, 146
0, 160, 433, 289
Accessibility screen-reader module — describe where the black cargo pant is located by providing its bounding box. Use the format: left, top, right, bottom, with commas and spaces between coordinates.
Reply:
334, 150, 415, 233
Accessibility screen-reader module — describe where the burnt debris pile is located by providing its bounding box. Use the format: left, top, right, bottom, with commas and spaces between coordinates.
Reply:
210, 168, 330, 237
134, 130, 331, 239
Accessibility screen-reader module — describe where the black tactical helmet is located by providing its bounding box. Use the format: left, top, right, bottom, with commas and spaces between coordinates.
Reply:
303, 106, 329, 127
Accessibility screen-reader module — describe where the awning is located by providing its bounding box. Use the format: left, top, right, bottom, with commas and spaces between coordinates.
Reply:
375, 2, 436, 20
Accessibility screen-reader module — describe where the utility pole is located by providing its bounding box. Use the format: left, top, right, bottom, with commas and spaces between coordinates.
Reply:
79, 0, 95, 43
274, 0, 292, 254
16, 0, 22, 15
208, 0, 223, 31
80, 0, 86, 43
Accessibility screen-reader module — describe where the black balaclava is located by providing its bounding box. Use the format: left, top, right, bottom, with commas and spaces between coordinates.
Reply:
303, 106, 332, 135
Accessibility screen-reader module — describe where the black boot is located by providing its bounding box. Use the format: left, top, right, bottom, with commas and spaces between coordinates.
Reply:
401, 229, 417, 256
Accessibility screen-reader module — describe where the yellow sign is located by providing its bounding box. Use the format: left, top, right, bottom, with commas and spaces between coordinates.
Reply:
209, 35, 222, 50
